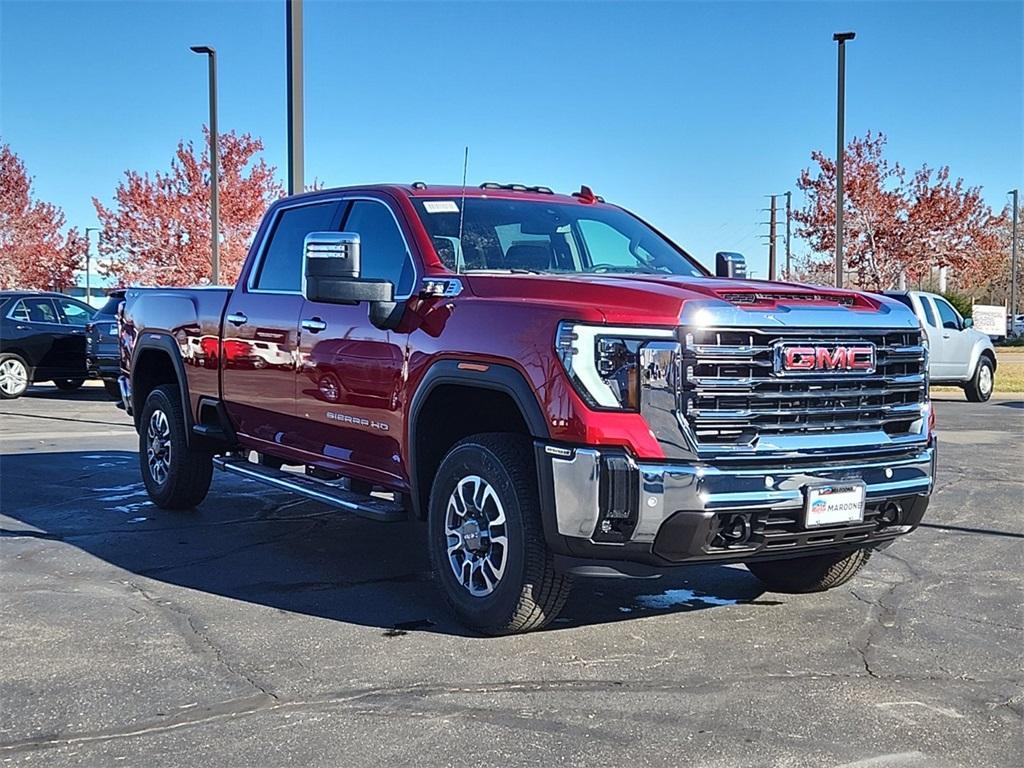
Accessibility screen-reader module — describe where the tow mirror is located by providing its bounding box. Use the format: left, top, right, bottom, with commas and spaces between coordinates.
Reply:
303, 231, 400, 330
715, 251, 747, 279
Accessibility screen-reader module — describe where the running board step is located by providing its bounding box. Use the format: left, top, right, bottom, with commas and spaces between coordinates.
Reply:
213, 456, 406, 522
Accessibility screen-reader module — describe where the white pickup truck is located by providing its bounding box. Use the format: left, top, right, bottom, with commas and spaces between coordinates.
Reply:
886, 290, 997, 402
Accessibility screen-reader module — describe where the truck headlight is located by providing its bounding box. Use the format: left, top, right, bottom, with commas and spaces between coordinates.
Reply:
555, 321, 676, 411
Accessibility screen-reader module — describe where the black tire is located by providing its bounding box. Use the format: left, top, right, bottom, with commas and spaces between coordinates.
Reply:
53, 378, 85, 391
139, 384, 213, 509
428, 434, 572, 635
0, 353, 31, 399
747, 548, 872, 593
964, 356, 994, 402
103, 380, 122, 400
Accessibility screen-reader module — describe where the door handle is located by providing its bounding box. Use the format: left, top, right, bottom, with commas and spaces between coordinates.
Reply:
226, 312, 248, 327
301, 317, 327, 333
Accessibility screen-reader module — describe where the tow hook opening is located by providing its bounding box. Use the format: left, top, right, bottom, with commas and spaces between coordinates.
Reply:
711, 513, 753, 548
877, 501, 904, 528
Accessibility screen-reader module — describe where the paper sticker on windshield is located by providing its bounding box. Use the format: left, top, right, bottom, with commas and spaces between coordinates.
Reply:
423, 200, 460, 214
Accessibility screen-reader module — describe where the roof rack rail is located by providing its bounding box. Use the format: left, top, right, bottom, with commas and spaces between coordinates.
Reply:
479, 182, 554, 195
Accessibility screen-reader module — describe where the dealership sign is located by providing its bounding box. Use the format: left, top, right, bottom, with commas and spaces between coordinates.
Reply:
972, 304, 1007, 337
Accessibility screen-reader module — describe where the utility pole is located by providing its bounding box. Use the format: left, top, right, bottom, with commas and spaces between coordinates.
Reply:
84, 227, 100, 304
286, 0, 304, 195
1011, 188, 1019, 324
784, 191, 792, 280
760, 194, 782, 281
833, 31, 855, 288
190, 45, 220, 284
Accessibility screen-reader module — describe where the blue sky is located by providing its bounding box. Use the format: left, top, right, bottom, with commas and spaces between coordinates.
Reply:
2, 0, 1021, 280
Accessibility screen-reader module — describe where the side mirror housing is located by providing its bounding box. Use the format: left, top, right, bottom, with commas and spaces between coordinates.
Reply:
303, 231, 401, 330
963, 317, 974, 329
715, 251, 747, 279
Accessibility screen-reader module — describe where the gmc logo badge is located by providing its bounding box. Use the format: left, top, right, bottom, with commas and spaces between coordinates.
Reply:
774, 343, 876, 374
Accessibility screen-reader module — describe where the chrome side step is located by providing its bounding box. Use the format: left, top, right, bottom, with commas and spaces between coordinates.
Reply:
213, 456, 406, 522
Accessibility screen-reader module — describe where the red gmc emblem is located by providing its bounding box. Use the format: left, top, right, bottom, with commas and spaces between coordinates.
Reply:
775, 343, 876, 374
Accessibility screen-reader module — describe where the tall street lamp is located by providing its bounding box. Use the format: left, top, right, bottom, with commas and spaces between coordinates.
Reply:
833, 31, 855, 288
190, 45, 220, 284
84, 227, 100, 304
1010, 188, 1019, 325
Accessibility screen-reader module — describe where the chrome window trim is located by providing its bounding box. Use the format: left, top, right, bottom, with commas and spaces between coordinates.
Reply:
245, 194, 420, 301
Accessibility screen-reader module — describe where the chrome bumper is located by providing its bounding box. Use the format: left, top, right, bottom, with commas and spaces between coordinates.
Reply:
538, 440, 935, 565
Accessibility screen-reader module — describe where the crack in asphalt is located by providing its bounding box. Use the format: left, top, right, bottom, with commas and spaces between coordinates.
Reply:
123, 580, 280, 704
0, 674, 1015, 756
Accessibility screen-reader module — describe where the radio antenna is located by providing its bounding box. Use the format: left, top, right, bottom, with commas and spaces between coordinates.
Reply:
456, 146, 468, 274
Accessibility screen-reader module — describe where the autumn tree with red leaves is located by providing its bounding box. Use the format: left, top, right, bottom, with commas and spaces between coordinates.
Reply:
794, 132, 1004, 291
0, 143, 85, 291
93, 128, 284, 286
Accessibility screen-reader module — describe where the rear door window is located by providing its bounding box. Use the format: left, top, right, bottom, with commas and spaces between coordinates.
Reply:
253, 201, 341, 292
12, 298, 60, 324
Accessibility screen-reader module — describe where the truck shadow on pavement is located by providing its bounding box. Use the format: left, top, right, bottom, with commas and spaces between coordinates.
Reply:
25, 384, 116, 403
0, 450, 769, 637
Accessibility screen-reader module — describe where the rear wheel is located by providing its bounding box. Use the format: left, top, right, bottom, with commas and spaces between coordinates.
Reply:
103, 380, 121, 399
139, 384, 213, 509
964, 356, 994, 402
746, 548, 872, 593
0, 354, 30, 399
428, 434, 572, 635
53, 378, 85, 391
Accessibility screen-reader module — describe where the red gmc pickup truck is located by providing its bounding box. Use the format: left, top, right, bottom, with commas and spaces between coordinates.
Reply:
118, 182, 936, 634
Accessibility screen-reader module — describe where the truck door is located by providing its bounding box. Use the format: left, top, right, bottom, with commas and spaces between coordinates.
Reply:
930, 295, 974, 381
294, 196, 416, 488
221, 199, 342, 447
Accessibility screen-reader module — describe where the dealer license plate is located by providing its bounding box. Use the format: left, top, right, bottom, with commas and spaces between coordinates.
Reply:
803, 482, 866, 528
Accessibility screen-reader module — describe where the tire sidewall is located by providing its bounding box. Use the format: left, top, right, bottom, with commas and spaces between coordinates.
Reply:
0, 354, 31, 399
428, 441, 530, 629
139, 387, 187, 506
974, 358, 994, 401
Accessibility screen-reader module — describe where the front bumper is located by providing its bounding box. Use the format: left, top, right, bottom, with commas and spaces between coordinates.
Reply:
535, 440, 935, 570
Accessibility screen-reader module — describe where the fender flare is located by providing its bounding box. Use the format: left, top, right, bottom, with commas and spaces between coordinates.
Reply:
130, 333, 194, 440
407, 359, 551, 516
967, 342, 997, 379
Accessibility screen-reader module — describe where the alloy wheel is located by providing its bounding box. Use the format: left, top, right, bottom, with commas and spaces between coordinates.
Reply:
979, 364, 993, 396
0, 359, 28, 397
445, 475, 509, 597
146, 409, 172, 486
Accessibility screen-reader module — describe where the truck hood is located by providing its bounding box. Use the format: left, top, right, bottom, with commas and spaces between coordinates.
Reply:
462, 272, 917, 329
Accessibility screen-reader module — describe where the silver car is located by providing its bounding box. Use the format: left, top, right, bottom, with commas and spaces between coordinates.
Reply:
885, 290, 997, 402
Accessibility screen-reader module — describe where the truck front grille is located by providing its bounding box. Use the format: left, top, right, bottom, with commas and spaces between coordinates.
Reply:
680, 328, 927, 449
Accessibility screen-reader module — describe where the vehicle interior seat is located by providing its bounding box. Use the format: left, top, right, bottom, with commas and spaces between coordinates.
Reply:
503, 243, 554, 272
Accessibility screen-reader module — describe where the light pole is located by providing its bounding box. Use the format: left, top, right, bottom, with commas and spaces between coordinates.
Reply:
833, 31, 855, 288
286, 0, 304, 195
190, 45, 220, 284
1011, 188, 1019, 325
84, 227, 100, 304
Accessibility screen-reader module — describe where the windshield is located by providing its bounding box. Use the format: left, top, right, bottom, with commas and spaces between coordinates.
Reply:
412, 198, 706, 277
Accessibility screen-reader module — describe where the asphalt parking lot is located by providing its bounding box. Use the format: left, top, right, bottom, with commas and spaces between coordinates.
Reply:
1, 383, 1021, 767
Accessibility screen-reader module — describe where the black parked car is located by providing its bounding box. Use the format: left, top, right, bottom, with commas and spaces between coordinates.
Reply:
86, 290, 126, 399
0, 290, 95, 399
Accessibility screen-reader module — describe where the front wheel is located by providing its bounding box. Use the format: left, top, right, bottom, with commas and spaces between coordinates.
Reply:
139, 384, 213, 509
964, 356, 994, 402
746, 548, 872, 593
428, 434, 572, 635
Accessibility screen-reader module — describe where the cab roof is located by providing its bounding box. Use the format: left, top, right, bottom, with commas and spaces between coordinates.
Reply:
288, 182, 610, 206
